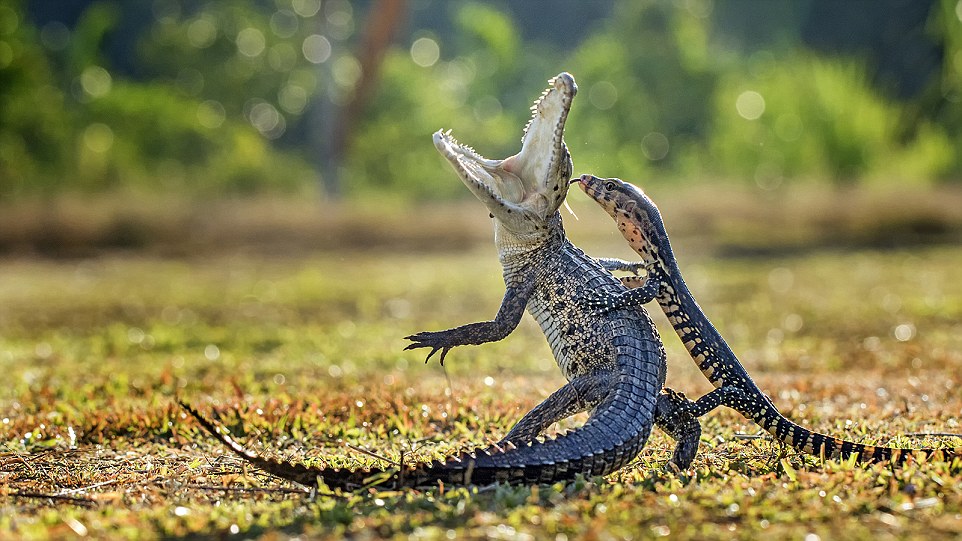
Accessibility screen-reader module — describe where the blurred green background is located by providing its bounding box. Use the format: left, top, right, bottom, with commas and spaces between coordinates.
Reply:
3, 0, 961, 204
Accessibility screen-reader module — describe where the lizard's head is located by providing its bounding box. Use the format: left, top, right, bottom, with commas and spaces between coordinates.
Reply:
433, 72, 576, 239
574, 174, 665, 260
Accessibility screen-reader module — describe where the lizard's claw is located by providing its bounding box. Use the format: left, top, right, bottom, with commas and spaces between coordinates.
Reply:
404, 332, 455, 365
625, 261, 648, 275
635, 261, 661, 277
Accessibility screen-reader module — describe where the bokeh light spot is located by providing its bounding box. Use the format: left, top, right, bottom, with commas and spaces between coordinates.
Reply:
83, 123, 114, 153
768, 267, 794, 293
302, 34, 331, 64
774, 113, 803, 141
80, 66, 112, 98
236, 27, 266, 57
589, 81, 618, 110
641, 132, 670, 161
41, 21, 70, 50
278, 84, 308, 114
248, 101, 286, 139
473, 95, 502, 122
325, 1, 355, 40
176, 68, 204, 95
754, 161, 783, 190
332, 55, 361, 89
187, 16, 217, 48
0, 6, 19, 35
894, 323, 916, 342
196, 100, 226, 129
270, 10, 299, 38
683, 0, 713, 18
736, 90, 765, 120
410, 37, 439, 67
268, 42, 297, 72
151, 0, 180, 24
783, 313, 804, 332
292, 0, 321, 18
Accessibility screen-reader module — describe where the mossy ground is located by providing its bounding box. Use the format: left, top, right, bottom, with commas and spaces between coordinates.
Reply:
3, 199, 962, 539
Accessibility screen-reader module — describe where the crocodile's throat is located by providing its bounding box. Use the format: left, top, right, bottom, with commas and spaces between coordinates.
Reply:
433, 73, 577, 242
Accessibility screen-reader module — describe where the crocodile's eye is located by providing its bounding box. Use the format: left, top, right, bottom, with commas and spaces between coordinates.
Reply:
604, 181, 617, 191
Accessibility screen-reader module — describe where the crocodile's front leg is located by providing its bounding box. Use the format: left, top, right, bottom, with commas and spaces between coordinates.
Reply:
405, 277, 537, 364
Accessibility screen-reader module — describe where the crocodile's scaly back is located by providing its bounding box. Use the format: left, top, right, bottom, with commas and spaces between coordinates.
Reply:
575, 174, 962, 464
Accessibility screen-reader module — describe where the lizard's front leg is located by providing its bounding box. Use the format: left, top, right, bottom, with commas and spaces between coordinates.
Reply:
596, 257, 648, 275
404, 278, 536, 364
582, 265, 665, 313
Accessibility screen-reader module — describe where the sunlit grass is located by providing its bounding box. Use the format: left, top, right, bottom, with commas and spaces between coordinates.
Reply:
2, 234, 962, 538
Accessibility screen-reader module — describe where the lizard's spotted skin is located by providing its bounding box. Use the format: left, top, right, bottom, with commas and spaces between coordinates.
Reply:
575, 174, 962, 464
182, 74, 710, 490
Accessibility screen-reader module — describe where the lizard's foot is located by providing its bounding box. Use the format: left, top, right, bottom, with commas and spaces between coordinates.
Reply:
581, 289, 625, 314
581, 279, 660, 314
655, 388, 701, 471
685, 386, 746, 418
403, 330, 458, 365
619, 261, 649, 275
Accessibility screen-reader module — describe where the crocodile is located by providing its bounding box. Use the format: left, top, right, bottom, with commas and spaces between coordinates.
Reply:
182, 73, 719, 490
574, 173, 962, 463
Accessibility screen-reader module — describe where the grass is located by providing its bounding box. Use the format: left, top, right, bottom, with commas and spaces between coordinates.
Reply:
3, 196, 962, 539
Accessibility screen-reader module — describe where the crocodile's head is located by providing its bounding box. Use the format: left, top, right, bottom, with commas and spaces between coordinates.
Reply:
433, 72, 577, 245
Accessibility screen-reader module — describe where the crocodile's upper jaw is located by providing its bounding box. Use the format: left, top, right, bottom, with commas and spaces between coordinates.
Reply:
433, 72, 577, 242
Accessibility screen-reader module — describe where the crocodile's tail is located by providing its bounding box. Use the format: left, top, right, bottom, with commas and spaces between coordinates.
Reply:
179, 397, 653, 489
740, 397, 962, 464
181, 401, 393, 489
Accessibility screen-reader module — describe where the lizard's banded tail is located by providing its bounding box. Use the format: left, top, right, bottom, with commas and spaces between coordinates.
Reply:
574, 174, 962, 468
733, 394, 962, 464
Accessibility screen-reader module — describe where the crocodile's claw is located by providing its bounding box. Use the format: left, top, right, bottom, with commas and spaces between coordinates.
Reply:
404, 331, 455, 365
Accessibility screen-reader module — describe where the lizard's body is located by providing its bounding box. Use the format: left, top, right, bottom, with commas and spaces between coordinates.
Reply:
575, 174, 962, 463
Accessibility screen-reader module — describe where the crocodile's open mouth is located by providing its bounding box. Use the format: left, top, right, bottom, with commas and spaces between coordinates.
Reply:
433, 72, 577, 223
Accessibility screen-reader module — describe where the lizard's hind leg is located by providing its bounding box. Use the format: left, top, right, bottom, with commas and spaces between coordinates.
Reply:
655, 386, 746, 470
655, 388, 702, 471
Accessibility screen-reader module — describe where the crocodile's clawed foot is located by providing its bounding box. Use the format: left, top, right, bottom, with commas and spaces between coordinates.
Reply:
404, 331, 457, 365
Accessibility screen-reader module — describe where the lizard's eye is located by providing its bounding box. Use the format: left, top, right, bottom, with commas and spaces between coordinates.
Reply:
604, 181, 617, 191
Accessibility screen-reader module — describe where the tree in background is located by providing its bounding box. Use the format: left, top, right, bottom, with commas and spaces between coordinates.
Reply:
0, 0, 71, 197
564, 0, 716, 181
2, 0, 961, 201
